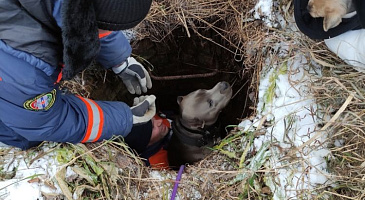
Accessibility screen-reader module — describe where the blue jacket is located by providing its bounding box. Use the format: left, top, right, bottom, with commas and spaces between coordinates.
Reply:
0, 0, 133, 149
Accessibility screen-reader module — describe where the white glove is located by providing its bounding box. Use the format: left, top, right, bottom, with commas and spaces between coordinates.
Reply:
113, 57, 152, 95
130, 95, 156, 125
324, 29, 365, 72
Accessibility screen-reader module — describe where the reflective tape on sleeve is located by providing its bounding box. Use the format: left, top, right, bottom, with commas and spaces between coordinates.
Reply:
77, 96, 104, 143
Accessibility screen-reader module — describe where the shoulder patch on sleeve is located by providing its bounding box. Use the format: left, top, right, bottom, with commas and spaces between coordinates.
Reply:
24, 89, 56, 111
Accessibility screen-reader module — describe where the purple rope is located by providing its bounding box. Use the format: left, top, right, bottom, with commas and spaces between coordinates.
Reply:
170, 165, 185, 200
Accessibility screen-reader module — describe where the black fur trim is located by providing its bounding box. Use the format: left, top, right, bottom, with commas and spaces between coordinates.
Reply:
353, 0, 365, 28
61, 0, 100, 80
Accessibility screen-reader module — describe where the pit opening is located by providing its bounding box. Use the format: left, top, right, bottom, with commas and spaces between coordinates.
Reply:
58, 23, 258, 191
85, 27, 254, 149
133, 27, 254, 135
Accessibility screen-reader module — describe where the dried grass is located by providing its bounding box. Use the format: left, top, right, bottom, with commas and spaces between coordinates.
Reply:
311, 61, 365, 199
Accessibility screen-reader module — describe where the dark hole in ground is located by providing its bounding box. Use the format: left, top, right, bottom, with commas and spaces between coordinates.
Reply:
88, 27, 254, 138
132, 27, 254, 136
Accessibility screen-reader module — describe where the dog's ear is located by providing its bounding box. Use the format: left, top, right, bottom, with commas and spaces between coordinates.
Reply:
323, 12, 342, 32
177, 96, 183, 105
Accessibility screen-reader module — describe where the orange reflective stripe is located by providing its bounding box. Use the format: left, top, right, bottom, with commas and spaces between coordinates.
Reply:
77, 96, 104, 143
78, 96, 93, 143
98, 31, 112, 38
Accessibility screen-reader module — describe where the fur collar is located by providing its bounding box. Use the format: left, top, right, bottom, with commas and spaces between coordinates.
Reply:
61, 0, 100, 80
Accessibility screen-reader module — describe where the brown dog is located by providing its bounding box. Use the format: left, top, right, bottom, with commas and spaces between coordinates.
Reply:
307, 0, 355, 31
167, 81, 232, 168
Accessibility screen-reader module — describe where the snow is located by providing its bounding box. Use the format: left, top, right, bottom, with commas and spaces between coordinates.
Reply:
252, 0, 275, 27
0, 144, 62, 200
238, 0, 333, 199
334, 139, 344, 147
238, 45, 331, 199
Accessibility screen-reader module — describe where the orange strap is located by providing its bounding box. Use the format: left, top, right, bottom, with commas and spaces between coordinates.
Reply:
148, 148, 170, 170
153, 115, 171, 128
55, 70, 63, 84
54, 63, 64, 84
98, 31, 112, 38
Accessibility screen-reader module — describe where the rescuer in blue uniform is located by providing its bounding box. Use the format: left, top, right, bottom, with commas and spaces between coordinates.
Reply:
0, 0, 156, 151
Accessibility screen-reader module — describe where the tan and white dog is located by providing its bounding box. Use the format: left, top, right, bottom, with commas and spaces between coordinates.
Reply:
307, 0, 355, 31
167, 81, 232, 168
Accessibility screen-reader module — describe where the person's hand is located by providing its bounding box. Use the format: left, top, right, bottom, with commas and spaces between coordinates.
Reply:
112, 57, 152, 95
130, 95, 156, 125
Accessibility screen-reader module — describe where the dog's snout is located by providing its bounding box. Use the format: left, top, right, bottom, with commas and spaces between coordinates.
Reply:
219, 81, 232, 95
220, 81, 230, 90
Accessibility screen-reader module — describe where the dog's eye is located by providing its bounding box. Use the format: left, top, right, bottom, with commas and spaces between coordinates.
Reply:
208, 99, 213, 107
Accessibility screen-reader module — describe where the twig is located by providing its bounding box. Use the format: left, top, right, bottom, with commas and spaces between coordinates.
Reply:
150, 70, 217, 80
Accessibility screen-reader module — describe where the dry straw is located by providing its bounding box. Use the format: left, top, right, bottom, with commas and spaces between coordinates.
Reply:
311, 57, 365, 199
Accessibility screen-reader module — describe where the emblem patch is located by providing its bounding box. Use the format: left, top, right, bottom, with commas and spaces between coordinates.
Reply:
24, 89, 56, 111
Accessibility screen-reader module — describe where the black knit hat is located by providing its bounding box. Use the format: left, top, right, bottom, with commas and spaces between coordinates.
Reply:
124, 120, 153, 154
94, 0, 152, 31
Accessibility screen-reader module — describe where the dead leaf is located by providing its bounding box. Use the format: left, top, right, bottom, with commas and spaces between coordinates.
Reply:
28, 177, 41, 183
55, 168, 73, 200
261, 186, 271, 194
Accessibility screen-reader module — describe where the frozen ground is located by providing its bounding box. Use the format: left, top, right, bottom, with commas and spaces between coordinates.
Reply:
239, 44, 330, 199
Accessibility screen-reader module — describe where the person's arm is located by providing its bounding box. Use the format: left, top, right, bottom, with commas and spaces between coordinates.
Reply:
97, 30, 152, 94
53, 0, 151, 94
96, 31, 132, 69
6, 91, 155, 145
53, 95, 134, 143
0, 45, 134, 144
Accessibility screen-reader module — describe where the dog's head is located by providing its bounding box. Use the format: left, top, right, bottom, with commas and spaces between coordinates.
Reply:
307, 0, 350, 31
177, 81, 232, 130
